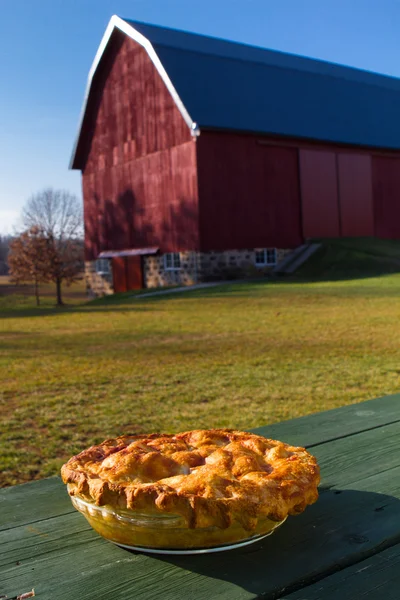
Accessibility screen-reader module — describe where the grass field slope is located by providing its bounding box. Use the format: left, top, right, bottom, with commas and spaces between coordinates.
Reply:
1, 239, 400, 487
293, 237, 400, 280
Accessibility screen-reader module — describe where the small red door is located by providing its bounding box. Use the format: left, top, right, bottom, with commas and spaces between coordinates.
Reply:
125, 256, 143, 290
112, 256, 143, 292
112, 257, 127, 293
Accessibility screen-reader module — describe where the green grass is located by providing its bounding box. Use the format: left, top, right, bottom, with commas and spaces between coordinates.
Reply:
294, 237, 400, 280
0, 276, 87, 311
2, 241, 400, 487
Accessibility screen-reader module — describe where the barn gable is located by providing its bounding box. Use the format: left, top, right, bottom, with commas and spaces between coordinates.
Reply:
81, 32, 192, 174
71, 18, 197, 171
80, 30, 199, 266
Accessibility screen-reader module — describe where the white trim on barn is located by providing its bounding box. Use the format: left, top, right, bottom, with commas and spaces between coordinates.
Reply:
69, 15, 199, 169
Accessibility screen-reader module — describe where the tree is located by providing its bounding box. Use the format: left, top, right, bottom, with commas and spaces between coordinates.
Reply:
43, 233, 84, 305
8, 227, 49, 306
0, 234, 13, 275
21, 189, 84, 306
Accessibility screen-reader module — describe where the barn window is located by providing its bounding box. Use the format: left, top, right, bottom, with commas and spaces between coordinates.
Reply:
95, 258, 110, 274
164, 253, 181, 270
255, 248, 277, 266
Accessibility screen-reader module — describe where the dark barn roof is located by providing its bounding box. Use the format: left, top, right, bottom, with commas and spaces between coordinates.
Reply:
71, 15, 400, 168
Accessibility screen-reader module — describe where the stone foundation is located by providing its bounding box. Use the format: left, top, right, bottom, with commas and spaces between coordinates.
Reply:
199, 248, 291, 281
144, 252, 200, 288
85, 248, 292, 296
143, 248, 291, 288
84, 261, 113, 297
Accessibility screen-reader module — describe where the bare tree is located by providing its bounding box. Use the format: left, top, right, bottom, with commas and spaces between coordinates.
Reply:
21, 189, 84, 305
8, 227, 49, 305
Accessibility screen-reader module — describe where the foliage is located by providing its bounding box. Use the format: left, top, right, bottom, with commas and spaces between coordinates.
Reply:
43, 234, 84, 303
7, 227, 50, 305
20, 188, 84, 305
1, 275, 400, 487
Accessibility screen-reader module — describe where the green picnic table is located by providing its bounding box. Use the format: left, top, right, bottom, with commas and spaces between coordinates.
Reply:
2, 393, 400, 600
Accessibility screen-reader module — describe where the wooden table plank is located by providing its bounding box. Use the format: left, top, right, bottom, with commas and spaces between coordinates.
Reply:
2, 475, 400, 600
0, 477, 73, 532
2, 416, 400, 600
281, 543, 400, 599
252, 393, 400, 448
0, 513, 93, 568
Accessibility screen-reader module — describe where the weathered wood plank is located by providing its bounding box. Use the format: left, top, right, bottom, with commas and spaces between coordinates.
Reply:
0, 512, 93, 567
0, 477, 73, 532
2, 418, 400, 599
281, 543, 400, 599
252, 393, 400, 448
2, 476, 400, 600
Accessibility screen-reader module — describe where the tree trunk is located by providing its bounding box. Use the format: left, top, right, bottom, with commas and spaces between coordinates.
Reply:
56, 277, 63, 306
34, 277, 40, 306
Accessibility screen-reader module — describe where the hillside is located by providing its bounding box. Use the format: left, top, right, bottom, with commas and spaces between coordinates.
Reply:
291, 238, 400, 280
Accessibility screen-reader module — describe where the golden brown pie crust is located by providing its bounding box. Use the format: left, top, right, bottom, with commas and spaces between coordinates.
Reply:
61, 429, 320, 532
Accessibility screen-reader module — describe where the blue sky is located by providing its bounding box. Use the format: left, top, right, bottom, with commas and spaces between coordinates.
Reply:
1, 0, 400, 234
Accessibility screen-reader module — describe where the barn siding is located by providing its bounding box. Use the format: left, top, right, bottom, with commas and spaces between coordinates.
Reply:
81, 34, 197, 261
82, 173, 99, 261
196, 131, 303, 251
372, 156, 400, 238
82, 32, 191, 173
196, 131, 398, 250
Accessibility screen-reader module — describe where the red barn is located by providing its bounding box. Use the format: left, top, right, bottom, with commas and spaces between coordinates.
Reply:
71, 16, 400, 294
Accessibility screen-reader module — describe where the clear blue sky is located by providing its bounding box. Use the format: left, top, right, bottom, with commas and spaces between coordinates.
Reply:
1, 0, 400, 234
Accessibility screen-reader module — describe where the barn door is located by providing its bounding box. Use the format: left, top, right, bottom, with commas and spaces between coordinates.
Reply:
112, 257, 127, 293
300, 149, 375, 239
299, 149, 340, 239
112, 256, 143, 293
125, 256, 143, 290
337, 154, 374, 237
372, 156, 400, 238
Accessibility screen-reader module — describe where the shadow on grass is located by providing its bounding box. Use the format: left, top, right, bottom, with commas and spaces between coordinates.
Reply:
0, 303, 154, 319
3, 269, 400, 318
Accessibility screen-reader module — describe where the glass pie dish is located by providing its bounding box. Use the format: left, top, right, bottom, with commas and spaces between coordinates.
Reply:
63, 429, 320, 555
69, 487, 287, 555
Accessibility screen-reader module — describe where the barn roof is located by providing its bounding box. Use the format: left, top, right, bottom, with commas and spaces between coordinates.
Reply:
71, 15, 400, 168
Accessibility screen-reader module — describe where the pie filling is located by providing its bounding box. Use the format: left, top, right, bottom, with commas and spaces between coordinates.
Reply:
62, 429, 320, 549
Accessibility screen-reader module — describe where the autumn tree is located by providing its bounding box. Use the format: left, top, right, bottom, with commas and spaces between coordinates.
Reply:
21, 188, 84, 306
8, 227, 49, 306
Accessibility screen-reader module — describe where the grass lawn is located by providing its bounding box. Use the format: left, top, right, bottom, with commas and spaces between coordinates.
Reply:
2, 243, 400, 487
0, 275, 87, 310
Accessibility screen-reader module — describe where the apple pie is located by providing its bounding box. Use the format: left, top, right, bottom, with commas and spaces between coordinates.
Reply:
61, 429, 320, 550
